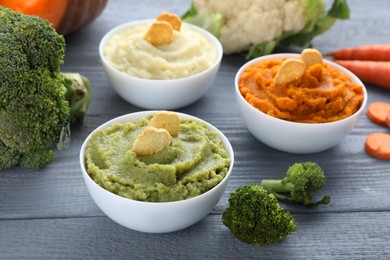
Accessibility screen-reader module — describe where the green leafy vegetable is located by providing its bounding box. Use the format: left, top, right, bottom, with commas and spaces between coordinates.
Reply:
279, 0, 350, 47
182, 3, 223, 38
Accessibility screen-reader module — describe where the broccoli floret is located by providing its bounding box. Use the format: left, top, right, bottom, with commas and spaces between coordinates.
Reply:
0, 140, 21, 170
20, 150, 55, 169
261, 162, 331, 207
0, 7, 90, 170
222, 184, 296, 246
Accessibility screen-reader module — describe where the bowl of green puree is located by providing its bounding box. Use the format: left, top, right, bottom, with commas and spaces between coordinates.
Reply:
80, 111, 234, 233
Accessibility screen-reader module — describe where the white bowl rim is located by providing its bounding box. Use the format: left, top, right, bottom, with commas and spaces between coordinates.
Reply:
79, 110, 234, 206
99, 19, 223, 82
234, 53, 368, 127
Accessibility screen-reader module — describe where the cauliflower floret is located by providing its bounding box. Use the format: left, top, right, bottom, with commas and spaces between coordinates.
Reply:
283, 0, 307, 32
193, 0, 309, 54
220, 6, 284, 54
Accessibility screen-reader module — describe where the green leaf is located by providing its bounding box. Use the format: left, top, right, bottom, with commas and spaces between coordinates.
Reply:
182, 2, 198, 19
246, 41, 277, 59
182, 3, 223, 38
328, 0, 350, 19
301, 0, 326, 33
280, 0, 350, 47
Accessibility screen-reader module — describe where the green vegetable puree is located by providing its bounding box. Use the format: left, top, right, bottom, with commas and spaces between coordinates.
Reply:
85, 116, 231, 202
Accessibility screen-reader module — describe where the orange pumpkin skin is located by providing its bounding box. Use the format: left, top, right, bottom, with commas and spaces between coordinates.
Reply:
0, 0, 108, 35
0, 0, 67, 28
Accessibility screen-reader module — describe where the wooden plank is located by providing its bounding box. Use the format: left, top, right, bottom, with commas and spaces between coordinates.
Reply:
0, 213, 389, 259
1, 0, 390, 258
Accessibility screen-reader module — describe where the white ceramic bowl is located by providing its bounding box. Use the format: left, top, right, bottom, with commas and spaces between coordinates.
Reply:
79, 111, 234, 233
99, 20, 223, 110
235, 53, 368, 154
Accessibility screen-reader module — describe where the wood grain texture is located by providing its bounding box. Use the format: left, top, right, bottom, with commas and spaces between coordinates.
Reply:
1, 0, 390, 258
1, 213, 390, 259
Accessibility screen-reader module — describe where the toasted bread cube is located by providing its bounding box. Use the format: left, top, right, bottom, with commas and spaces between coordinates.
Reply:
148, 111, 180, 137
132, 127, 172, 156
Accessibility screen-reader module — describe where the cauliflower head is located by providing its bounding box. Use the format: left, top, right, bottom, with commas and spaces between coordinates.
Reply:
183, 0, 350, 58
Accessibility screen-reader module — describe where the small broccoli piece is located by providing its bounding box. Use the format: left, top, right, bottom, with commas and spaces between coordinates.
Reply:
0, 7, 90, 170
261, 162, 331, 207
222, 184, 296, 246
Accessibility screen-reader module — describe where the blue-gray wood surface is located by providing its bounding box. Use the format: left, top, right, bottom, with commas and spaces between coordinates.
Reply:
1, 0, 390, 259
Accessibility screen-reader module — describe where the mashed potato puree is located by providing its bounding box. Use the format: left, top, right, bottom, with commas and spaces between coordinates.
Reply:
85, 116, 231, 202
103, 23, 218, 79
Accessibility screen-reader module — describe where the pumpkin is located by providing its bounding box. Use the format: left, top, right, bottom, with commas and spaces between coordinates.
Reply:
0, 0, 108, 35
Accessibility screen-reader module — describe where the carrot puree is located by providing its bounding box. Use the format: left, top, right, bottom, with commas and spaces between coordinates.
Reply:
239, 59, 364, 123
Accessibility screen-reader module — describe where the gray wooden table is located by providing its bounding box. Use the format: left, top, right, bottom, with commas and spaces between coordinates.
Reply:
1, 0, 390, 259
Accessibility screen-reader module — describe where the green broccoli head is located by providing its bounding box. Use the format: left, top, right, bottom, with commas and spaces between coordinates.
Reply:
284, 162, 328, 205
0, 7, 90, 170
0, 69, 70, 154
0, 140, 21, 171
261, 162, 331, 207
20, 149, 55, 170
222, 184, 296, 246
0, 7, 65, 73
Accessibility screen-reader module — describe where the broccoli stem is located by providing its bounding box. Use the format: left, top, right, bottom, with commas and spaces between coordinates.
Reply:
61, 72, 91, 124
261, 179, 293, 193
260, 179, 295, 202
261, 179, 331, 207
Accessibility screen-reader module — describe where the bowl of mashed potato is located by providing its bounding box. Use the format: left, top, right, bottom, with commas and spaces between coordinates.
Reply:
235, 51, 368, 153
79, 111, 234, 233
99, 16, 223, 110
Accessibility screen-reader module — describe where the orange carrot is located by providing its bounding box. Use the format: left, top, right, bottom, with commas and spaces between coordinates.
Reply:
328, 45, 390, 61
0, 0, 67, 29
365, 132, 390, 160
387, 110, 390, 128
333, 60, 390, 89
367, 102, 390, 125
